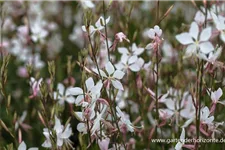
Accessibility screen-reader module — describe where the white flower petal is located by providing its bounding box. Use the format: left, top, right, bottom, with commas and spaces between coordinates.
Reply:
220, 32, 225, 43
129, 64, 140, 72
176, 33, 194, 45
112, 80, 124, 90
118, 47, 129, 55
189, 22, 199, 40
200, 27, 211, 42
68, 87, 83, 95
128, 55, 138, 64
66, 96, 76, 103
145, 43, 154, 50
57, 83, 65, 95
105, 61, 115, 75
85, 77, 95, 91
113, 70, 125, 79
199, 42, 214, 54
18, 141, 26, 150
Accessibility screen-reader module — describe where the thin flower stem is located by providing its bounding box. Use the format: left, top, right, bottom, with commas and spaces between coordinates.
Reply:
87, 34, 103, 81
103, 0, 111, 61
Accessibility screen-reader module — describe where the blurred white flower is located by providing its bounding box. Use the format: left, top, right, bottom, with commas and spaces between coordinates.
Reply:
116, 106, 134, 133
82, 16, 110, 35
116, 55, 144, 72
31, 22, 48, 43
201, 106, 214, 125
80, 0, 95, 9
194, 11, 205, 26
42, 116, 72, 148
211, 12, 225, 43
18, 141, 38, 150
53, 83, 76, 105
209, 88, 223, 104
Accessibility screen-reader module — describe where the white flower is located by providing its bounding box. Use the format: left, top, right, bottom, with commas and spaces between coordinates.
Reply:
31, 22, 48, 43
42, 116, 72, 148
29, 77, 43, 98
53, 83, 75, 105
116, 106, 134, 132
80, 0, 95, 9
98, 138, 110, 150
199, 46, 222, 65
116, 55, 144, 72
211, 12, 225, 43
54, 116, 72, 146
82, 16, 110, 35
68, 77, 103, 106
18, 141, 38, 150
148, 25, 162, 39
200, 107, 214, 125
93, 61, 125, 90
118, 43, 144, 56
208, 88, 223, 104
176, 22, 214, 58
194, 11, 205, 26
42, 128, 52, 148
15, 111, 31, 131
175, 128, 185, 150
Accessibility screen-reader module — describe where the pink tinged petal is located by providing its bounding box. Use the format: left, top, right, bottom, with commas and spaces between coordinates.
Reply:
128, 55, 138, 64
189, 22, 199, 40
66, 96, 76, 103
98, 138, 110, 150
145, 43, 154, 50
57, 83, 65, 95
176, 33, 194, 45
68, 87, 83, 95
200, 27, 212, 42
129, 64, 140, 72
105, 61, 115, 75
113, 70, 125, 79
18, 141, 26, 150
220, 32, 225, 43
85, 77, 95, 91
118, 47, 129, 55
199, 42, 214, 54
112, 80, 124, 90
